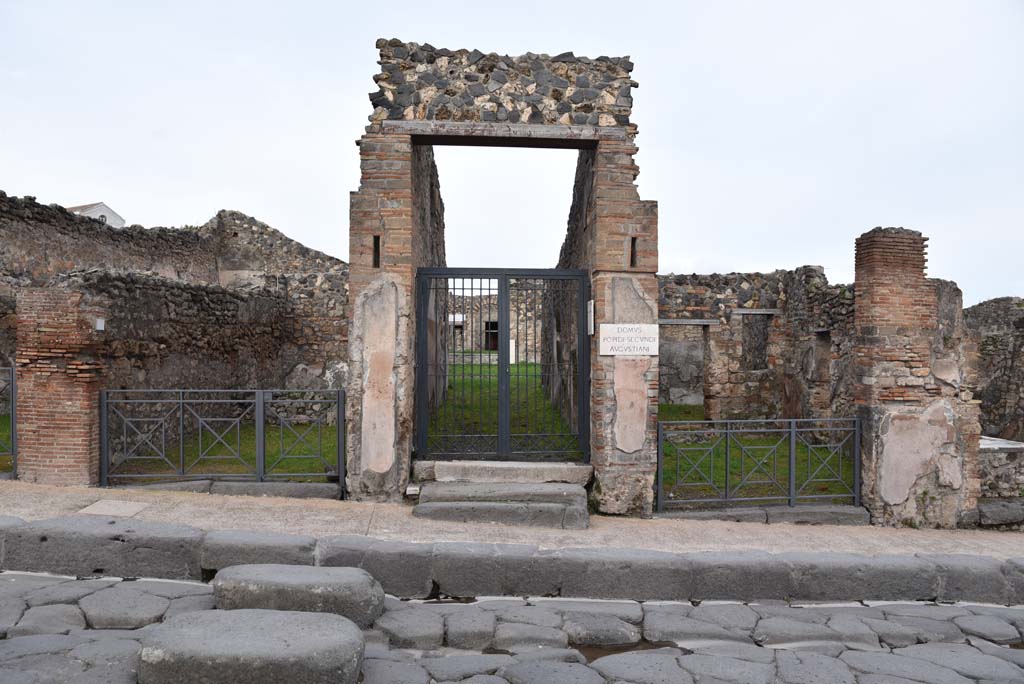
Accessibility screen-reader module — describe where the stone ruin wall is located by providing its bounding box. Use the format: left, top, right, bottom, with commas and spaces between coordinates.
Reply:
0, 193, 350, 396
965, 297, 1024, 442
657, 266, 856, 421
370, 39, 636, 128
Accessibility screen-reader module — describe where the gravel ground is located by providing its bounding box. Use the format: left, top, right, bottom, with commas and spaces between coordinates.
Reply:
1, 481, 1023, 559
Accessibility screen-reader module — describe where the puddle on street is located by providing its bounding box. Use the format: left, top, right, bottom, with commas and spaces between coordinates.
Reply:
575, 640, 685, 662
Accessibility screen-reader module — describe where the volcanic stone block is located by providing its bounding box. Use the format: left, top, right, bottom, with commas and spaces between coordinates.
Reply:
498, 660, 605, 684
445, 608, 496, 649
685, 551, 796, 600
590, 652, 695, 684
431, 542, 540, 598
79, 586, 170, 629
316, 534, 376, 568
420, 655, 515, 681
923, 553, 1010, 604
3, 516, 203, 580
212, 564, 384, 628
530, 599, 644, 624
492, 622, 569, 651
549, 547, 688, 600
200, 529, 316, 570
562, 612, 641, 646
787, 552, 938, 601
374, 608, 444, 649
8, 604, 86, 637
361, 659, 430, 684
139, 609, 364, 684
358, 540, 435, 599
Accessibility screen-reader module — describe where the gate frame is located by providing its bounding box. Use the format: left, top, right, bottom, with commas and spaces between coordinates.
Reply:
414, 267, 591, 463
0, 367, 16, 477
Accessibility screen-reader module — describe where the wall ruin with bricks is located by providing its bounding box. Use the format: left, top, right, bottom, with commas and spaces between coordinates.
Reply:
965, 297, 1024, 442
657, 267, 856, 422
853, 228, 980, 528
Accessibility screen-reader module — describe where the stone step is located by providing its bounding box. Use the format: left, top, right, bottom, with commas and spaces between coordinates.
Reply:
418, 481, 587, 507
656, 504, 870, 526
413, 482, 590, 529
413, 460, 593, 485
412, 501, 589, 529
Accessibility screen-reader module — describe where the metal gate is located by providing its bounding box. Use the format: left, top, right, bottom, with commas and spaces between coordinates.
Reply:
0, 367, 15, 477
415, 268, 589, 461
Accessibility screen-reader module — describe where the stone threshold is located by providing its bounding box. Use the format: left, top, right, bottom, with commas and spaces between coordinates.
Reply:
656, 504, 870, 526
3, 515, 1024, 605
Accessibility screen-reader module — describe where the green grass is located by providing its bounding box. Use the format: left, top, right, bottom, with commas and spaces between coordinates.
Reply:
108, 421, 340, 483
660, 427, 856, 505
659, 404, 706, 422
0, 415, 11, 473
428, 362, 580, 457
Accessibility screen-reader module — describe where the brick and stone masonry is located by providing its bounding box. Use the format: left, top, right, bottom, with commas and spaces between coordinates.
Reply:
853, 228, 981, 527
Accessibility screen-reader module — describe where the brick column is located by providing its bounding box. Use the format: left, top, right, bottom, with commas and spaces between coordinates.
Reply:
15, 289, 106, 485
345, 131, 417, 501
854, 228, 980, 527
588, 138, 660, 516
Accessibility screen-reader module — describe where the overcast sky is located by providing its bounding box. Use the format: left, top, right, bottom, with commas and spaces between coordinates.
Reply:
2, 1, 1021, 305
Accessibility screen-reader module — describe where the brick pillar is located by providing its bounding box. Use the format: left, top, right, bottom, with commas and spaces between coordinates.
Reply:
15, 288, 106, 485
588, 137, 660, 516
854, 228, 980, 527
345, 131, 417, 500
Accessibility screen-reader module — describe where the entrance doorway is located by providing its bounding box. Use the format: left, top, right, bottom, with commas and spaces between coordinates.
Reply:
415, 268, 589, 462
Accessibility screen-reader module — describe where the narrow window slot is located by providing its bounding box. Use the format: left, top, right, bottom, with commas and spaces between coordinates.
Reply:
629, 237, 639, 268
372, 235, 381, 268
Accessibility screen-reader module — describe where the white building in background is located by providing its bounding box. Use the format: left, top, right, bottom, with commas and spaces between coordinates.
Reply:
66, 202, 125, 228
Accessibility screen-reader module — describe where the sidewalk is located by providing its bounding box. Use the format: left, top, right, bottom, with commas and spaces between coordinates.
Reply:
2, 480, 1022, 559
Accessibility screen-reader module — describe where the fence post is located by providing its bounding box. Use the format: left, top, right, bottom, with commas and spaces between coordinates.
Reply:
655, 422, 664, 513
788, 419, 797, 507
255, 391, 265, 482
178, 391, 185, 476
853, 417, 862, 508
337, 389, 346, 500
99, 390, 108, 487
724, 421, 731, 500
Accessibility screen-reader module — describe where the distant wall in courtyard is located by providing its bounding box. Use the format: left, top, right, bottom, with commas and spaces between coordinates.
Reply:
966, 297, 1024, 442
657, 267, 856, 421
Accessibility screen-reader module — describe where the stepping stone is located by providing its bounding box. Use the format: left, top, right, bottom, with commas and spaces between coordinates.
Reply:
498, 660, 605, 684
374, 608, 444, 649
8, 604, 86, 637
139, 609, 364, 684
562, 612, 641, 646
213, 564, 384, 628
952, 614, 1021, 644
361, 659, 430, 684
80, 587, 169, 629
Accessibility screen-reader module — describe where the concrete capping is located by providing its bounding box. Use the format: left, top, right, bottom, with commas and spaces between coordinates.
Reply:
380, 120, 627, 142
729, 309, 783, 316
2, 516, 1024, 604
658, 319, 720, 326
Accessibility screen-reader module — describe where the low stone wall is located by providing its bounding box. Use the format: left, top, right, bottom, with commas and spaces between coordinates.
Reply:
2, 515, 1023, 604
980, 438, 1024, 499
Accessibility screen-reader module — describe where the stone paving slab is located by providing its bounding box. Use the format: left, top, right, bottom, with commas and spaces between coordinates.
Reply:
76, 500, 151, 518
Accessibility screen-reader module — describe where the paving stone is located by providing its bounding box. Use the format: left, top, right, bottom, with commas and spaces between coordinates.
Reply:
692, 642, 775, 664
644, 612, 750, 648
0, 633, 90, 661
689, 603, 759, 631
764, 505, 870, 526
856, 616, 922, 648
139, 608, 364, 684
968, 636, 1024, 667
23, 579, 118, 607
79, 586, 169, 629
887, 615, 965, 642
200, 529, 316, 570
9, 604, 87, 636
750, 604, 829, 624
512, 648, 587, 664
0, 652, 87, 680
589, 652, 695, 684
212, 564, 384, 628
361, 659, 430, 684
855, 676, 922, 684
420, 654, 515, 680
374, 608, 445, 649
775, 650, 855, 684
492, 622, 568, 651
752, 616, 843, 653
529, 599, 644, 624
498, 660, 605, 684
823, 614, 884, 650
493, 605, 562, 629
840, 651, 973, 684
893, 642, 1024, 682
68, 638, 141, 668
442, 677, 508, 684
4, 516, 204, 580
678, 653, 775, 684
952, 613, 1021, 644
117, 579, 212, 599
70, 663, 138, 684
562, 612, 641, 646
445, 607, 495, 649
162, 593, 215, 619
877, 603, 972, 619
0, 597, 27, 637
0, 574, 73, 600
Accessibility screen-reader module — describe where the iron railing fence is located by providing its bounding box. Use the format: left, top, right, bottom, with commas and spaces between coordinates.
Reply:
656, 418, 860, 512
0, 368, 15, 477
100, 389, 345, 496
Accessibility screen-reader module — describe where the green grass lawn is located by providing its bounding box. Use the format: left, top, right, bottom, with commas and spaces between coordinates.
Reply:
658, 404, 706, 422
0, 415, 11, 473
108, 420, 341, 483
428, 362, 581, 457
